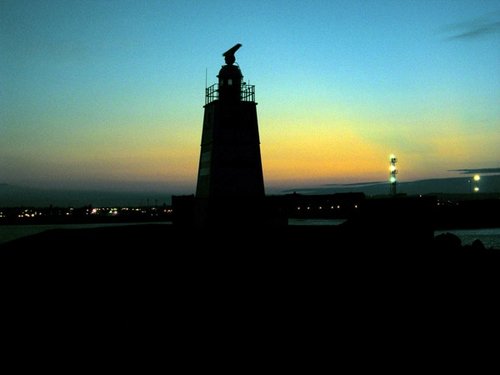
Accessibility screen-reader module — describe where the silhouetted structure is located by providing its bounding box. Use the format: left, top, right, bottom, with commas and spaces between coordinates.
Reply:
195, 44, 265, 226
389, 154, 398, 195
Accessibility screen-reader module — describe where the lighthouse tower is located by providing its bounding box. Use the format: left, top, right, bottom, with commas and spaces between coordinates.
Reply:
195, 44, 265, 226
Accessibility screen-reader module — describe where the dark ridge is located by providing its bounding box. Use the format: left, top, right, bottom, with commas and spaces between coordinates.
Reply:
2, 222, 499, 270
2, 223, 499, 346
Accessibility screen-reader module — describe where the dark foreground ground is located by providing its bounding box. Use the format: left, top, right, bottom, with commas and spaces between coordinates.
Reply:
1, 223, 499, 362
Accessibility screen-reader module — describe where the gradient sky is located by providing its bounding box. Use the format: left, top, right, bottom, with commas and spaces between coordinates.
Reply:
1, 0, 499, 195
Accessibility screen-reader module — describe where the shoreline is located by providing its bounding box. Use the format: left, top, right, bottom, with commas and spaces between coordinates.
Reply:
1, 221, 499, 250
1, 220, 500, 249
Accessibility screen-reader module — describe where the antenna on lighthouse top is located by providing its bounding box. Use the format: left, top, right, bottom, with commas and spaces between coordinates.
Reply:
222, 43, 242, 65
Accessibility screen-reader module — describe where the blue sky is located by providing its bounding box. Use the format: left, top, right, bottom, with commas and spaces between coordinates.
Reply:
1, 0, 499, 195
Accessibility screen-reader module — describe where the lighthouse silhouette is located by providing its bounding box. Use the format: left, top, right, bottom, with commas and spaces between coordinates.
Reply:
195, 44, 265, 226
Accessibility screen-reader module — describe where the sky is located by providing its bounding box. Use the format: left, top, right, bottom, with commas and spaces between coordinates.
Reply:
1, 0, 499, 195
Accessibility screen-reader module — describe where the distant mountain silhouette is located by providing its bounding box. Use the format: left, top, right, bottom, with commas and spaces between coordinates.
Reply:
0, 184, 172, 207
283, 174, 500, 196
2, 174, 500, 207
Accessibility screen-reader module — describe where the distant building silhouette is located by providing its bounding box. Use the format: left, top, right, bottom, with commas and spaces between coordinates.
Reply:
195, 44, 265, 226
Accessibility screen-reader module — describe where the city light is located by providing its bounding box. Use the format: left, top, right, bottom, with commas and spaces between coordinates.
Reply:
470, 174, 481, 193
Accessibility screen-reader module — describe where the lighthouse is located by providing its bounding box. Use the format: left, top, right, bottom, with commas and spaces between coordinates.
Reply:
195, 44, 265, 226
